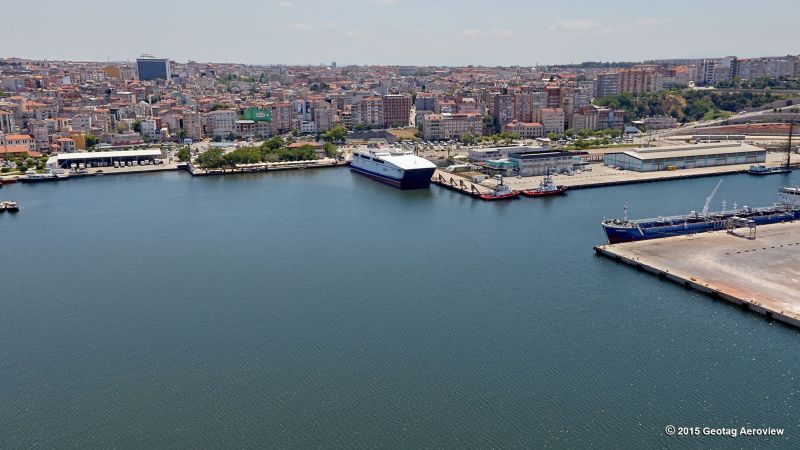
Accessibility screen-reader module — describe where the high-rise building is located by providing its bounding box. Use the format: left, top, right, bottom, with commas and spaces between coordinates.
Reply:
545, 86, 562, 109
595, 72, 620, 98
492, 94, 515, 130
382, 94, 412, 128
618, 66, 662, 94
136, 55, 171, 81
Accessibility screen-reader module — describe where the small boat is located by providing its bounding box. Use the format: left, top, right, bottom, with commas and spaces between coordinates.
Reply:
20, 169, 58, 183
1, 201, 19, 212
477, 176, 520, 201
747, 164, 791, 175
521, 169, 567, 197
0, 178, 18, 185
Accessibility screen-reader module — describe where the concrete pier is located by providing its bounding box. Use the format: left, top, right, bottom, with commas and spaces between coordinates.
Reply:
594, 221, 800, 328
186, 158, 346, 176
431, 170, 491, 196
432, 152, 799, 197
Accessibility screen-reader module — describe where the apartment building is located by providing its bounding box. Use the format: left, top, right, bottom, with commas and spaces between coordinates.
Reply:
422, 113, 482, 140
537, 108, 565, 134
492, 94, 515, 129
618, 66, 662, 94
382, 94, 411, 128
595, 72, 620, 98
203, 109, 237, 137
355, 97, 384, 127
513, 94, 533, 123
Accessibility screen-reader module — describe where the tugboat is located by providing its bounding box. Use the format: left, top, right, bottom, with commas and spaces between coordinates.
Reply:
521, 169, 567, 197
1, 201, 19, 212
475, 175, 520, 201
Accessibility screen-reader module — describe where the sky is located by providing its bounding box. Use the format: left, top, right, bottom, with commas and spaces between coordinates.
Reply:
4, 0, 799, 66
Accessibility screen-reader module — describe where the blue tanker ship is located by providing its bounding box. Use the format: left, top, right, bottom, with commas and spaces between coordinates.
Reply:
602, 184, 800, 244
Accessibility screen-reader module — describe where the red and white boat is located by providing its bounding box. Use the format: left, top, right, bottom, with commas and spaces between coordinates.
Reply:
476, 176, 520, 201
521, 170, 567, 198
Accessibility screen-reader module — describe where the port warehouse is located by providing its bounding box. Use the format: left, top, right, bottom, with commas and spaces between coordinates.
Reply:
602, 143, 766, 172
46, 149, 164, 169
477, 147, 581, 176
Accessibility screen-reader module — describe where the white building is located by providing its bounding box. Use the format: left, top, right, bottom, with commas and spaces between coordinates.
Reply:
203, 109, 237, 137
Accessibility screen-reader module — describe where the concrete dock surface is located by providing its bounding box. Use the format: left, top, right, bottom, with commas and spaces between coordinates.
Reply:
595, 221, 800, 328
432, 152, 798, 194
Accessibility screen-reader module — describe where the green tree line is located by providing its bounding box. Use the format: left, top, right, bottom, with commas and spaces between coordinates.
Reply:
595, 90, 787, 123
195, 137, 337, 168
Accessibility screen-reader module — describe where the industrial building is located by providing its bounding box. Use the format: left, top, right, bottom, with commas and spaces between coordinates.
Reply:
508, 150, 576, 176
602, 143, 766, 172
46, 149, 164, 169
468, 146, 547, 162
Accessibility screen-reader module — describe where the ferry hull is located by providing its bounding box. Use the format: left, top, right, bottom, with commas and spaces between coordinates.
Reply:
351, 166, 434, 190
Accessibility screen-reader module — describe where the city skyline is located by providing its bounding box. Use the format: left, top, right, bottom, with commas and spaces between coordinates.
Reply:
5, 0, 799, 66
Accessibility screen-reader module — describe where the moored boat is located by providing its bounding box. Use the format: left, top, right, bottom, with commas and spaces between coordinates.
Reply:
601, 181, 800, 244
747, 164, 791, 175
477, 176, 520, 201
350, 147, 436, 190
521, 170, 567, 197
1, 201, 19, 212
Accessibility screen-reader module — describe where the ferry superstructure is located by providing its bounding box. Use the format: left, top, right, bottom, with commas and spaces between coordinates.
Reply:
350, 148, 436, 189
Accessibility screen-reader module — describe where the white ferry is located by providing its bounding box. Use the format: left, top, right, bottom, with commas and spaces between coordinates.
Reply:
350, 148, 436, 189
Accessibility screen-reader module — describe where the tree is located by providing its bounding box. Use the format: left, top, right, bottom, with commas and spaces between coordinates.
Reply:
323, 142, 339, 158
483, 115, 497, 134
460, 133, 476, 145
498, 131, 520, 145
132, 120, 142, 133
261, 136, 283, 152
195, 148, 225, 168
177, 147, 191, 162
85, 134, 100, 148
322, 124, 347, 143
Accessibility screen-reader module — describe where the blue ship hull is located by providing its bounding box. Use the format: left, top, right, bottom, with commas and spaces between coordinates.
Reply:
351, 166, 435, 190
603, 209, 800, 244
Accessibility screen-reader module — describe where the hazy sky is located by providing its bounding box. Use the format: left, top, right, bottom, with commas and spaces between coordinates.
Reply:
5, 0, 799, 65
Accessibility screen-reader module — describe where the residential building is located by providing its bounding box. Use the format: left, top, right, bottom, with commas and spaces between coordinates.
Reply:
0, 110, 15, 133
595, 72, 620, 98
618, 66, 662, 94
422, 113, 482, 140
383, 94, 411, 127
538, 108, 565, 134
56, 137, 76, 153
503, 120, 544, 138
203, 109, 237, 137
492, 94, 515, 129
1, 133, 35, 151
